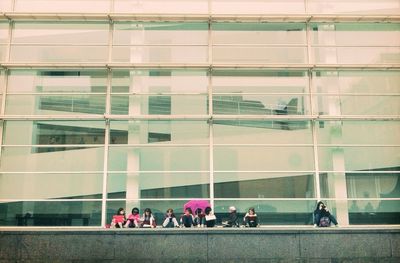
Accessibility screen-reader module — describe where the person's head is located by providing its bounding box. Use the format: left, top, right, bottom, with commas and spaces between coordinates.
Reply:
248, 207, 255, 215
229, 206, 236, 213
131, 207, 139, 215
166, 208, 175, 217
195, 208, 203, 216
117, 207, 125, 215
205, 206, 212, 215
316, 201, 326, 210
144, 208, 152, 216
184, 208, 192, 215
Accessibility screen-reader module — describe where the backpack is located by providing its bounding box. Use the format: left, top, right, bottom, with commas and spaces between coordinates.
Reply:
319, 216, 331, 227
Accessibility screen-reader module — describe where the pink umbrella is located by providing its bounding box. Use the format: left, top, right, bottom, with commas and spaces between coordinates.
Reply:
183, 200, 211, 213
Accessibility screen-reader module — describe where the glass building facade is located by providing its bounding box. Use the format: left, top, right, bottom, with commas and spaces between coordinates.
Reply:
0, 0, 399, 227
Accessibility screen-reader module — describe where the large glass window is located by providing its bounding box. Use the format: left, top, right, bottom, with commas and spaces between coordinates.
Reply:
0, 22, 8, 62
113, 22, 208, 63
111, 69, 208, 115
113, 0, 208, 14
212, 0, 306, 14
313, 70, 400, 116
10, 22, 109, 62
308, 0, 400, 14
213, 23, 307, 64
212, 69, 310, 115
14, 0, 110, 13
311, 23, 400, 64
5, 69, 107, 115
0, 201, 102, 226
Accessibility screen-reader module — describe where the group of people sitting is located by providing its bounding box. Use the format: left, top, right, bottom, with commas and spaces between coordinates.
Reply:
109, 201, 338, 228
109, 206, 259, 228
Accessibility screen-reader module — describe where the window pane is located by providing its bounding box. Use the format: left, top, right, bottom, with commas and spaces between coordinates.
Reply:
212, 69, 309, 94
10, 45, 109, 63
0, 201, 101, 226
311, 23, 400, 64
15, 0, 110, 12
5, 95, 106, 115
107, 172, 210, 199
3, 121, 105, 145
113, 0, 208, 14
0, 45, 5, 62
0, 146, 104, 172
212, 0, 306, 14
213, 46, 307, 64
109, 120, 209, 145
317, 121, 400, 145
214, 200, 315, 225
112, 69, 208, 93
111, 95, 207, 115
0, 70, 4, 93
0, 173, 103, 199
112, 46, 208, 63
113, 22, 208, 45
313, 70, 400, 94
312, 47, 400, 64
349, 200, 400, 224
214, 172, 314, 198
347, 172, 400, 198
8, 69, 107, 93
213, 23, 306, 45
108, 146, 209, 172
314, 95, 400, 116
12, 22, 109, 44
308, 0, 400, 14
214, 146, 315, 171
213, 94, 310, 115
318, 146, 400, 171
214, 121, 312, 144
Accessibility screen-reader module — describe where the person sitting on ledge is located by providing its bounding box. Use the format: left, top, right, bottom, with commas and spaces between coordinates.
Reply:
243, 207, 259, 227
180, 208, 195, 228
141, 208, 156, 228
125, 207, 140, 228
162, 208, 180, 228
313, 201, 339, 227
204, 206, 216, 228
110, 207, 126, 228
222, 206, 239, 227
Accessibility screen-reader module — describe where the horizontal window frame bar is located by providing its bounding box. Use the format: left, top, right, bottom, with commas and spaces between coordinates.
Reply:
0, 115, 399, 121
2, 63, 400, 69
1, 13, 400, 23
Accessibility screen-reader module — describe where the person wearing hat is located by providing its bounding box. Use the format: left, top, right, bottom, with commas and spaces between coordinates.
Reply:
222, 206, 239, 227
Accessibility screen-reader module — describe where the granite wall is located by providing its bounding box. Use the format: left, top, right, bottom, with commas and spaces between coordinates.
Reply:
0, 228, 399, 262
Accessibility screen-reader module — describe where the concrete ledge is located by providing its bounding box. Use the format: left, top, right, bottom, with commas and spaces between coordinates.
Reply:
1, 227, 400, 262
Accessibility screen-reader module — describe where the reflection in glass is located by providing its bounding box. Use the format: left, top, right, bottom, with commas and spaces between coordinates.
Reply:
111, 95, 207, 115
214, 146, 315, 171
214, 172, 314, 198
112, 46, 208, 63
7, 69, 108, 93
107, 172, 210, 199
313, 70, 400, 94
5, 95, 106, 115
112, 69, 208, 93
308, 0, 400, 14
348, 200, 400, 224
0, 173, 103, 199
14, 0, 110, 12
113, 0, 208, 14
108, 146, 209, 172
214, 121, 312, 144
109, 120, 209, 145
317, 121, 400, 145
212, 0, 306, 14
0, 146, 104, 172
314, 95, 400, 116
0, 201, 102, 226
318, 146, 400, 172
3, 121, 106, 145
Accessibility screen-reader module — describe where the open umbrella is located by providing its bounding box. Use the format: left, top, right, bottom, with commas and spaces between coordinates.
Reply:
183, 200, 211, 213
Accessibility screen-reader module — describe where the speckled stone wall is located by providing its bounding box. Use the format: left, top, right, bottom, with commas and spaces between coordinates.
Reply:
1, 228, 399, 262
